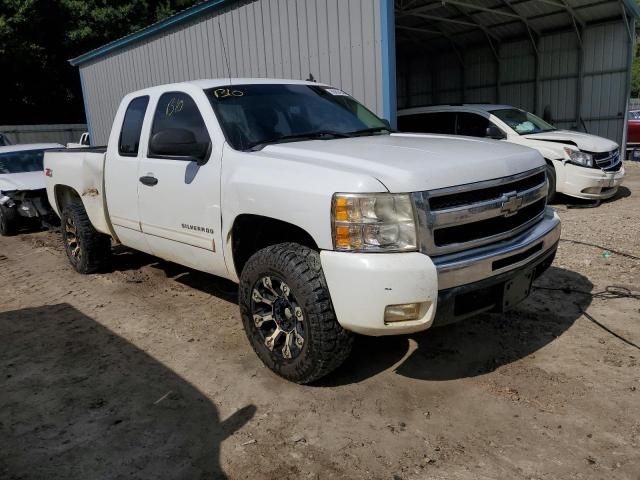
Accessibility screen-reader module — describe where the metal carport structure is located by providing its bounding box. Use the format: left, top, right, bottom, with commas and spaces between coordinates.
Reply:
70, 0, 639, 148
392, 0, 640, 149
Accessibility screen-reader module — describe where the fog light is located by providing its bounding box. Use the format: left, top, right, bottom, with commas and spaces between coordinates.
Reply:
581, 187, 601, 194
384, 303, 422, 323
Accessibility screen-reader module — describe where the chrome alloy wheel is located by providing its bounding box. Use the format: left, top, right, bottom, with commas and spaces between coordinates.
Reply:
64, 216, 82, 260
251, 275, 305, 360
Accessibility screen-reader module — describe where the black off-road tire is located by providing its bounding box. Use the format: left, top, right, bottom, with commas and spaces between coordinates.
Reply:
61, 200, 111, 274
546, 163, 557, 203
0, 204, 18, 236
239, 243, 353, 384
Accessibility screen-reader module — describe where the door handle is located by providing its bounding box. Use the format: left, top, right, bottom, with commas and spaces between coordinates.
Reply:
139, 175, 158, 186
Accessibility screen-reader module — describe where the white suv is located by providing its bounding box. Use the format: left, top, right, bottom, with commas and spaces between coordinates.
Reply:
398, 105, 624, 202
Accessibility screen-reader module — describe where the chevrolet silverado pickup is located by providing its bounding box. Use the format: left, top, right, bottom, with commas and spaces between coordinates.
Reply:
45, 79, 560, 383
398, 105, 624, 202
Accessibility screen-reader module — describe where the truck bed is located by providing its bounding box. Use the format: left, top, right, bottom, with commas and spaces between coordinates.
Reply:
44, 149, 112, 236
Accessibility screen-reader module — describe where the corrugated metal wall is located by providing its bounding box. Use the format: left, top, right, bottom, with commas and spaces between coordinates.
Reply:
0, 124, 87, 145
80, 0, 383, 145
398, 21, 632, 146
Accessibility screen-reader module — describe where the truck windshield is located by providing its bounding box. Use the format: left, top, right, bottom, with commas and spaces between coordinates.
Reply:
0, 150, 45, 174
205, 84, 390, 151
490, 108, 556, 135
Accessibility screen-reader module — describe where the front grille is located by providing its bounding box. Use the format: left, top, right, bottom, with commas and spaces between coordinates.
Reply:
590, 148, 621, 172
429, 171, 546, 210
414, 167, 548, 255
434, 199, 546, 247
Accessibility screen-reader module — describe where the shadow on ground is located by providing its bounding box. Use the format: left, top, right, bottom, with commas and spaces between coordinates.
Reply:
106, 246, 593, 386
110, 246, 238, 303
0, 303, 255, 480
321, 266, 593, 386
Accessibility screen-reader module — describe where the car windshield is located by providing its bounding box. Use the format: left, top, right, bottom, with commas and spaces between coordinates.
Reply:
206, 84, 389, 151
490, 108, 556, 135
0, 150, 46, 174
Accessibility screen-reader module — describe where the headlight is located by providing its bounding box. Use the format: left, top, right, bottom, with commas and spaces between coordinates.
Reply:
564, 147, 593, 167
332, 193, 417, 252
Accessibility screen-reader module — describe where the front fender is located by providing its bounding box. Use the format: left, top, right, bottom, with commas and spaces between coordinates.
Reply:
220, 146, 387, 274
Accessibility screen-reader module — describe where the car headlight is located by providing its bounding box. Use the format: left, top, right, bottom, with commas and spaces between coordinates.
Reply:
332, 193, 417, 252
564, 147, 593, 167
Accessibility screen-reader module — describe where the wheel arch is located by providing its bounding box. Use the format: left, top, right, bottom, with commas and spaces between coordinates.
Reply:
53, 184, 82, 214
229, 214, 319, 279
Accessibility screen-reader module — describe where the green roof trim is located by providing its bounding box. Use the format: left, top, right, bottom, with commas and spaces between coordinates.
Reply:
69, 0, 236, 66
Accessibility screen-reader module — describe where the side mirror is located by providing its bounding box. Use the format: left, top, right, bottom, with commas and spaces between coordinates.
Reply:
149, 128, 210, 164
486, 125, 505, 140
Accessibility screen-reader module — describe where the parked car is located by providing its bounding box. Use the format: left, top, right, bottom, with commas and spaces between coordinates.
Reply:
398, 104, 624, 202
627, 110, 640, 152
66, 132, 90, 148
0, 143, 63, 235
0, 133, 12, 146
45, 79, 560, 383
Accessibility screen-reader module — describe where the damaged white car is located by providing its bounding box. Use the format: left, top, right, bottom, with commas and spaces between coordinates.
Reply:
0, 143, 62, 236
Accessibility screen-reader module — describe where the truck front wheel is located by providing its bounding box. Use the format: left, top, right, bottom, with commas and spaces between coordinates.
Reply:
61, 200, 111, 274
0, 205, 18, 236
239, 243, 353, 384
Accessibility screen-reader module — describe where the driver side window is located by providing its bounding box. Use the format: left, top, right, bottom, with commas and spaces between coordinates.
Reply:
148, 92, 211, 159
455, 112, 490, 138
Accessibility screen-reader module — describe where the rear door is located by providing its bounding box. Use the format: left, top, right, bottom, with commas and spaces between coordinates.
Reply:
137, 90, 226, 276
105, 95, 152, 253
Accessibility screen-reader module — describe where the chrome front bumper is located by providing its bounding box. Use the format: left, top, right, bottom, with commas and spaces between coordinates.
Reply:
433, 207, 561, 290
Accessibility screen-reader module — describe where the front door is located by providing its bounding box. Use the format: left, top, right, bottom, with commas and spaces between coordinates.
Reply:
137, 90, 226, 276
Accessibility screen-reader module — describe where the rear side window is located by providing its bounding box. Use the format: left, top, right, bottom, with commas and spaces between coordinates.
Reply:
456, 112, 490, 137
118, 96, 149, 156
149, 92, 211, 158
397, 112, 455, 134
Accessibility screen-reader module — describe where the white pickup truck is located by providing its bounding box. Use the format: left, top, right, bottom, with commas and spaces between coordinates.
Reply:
45, 79, 560, 383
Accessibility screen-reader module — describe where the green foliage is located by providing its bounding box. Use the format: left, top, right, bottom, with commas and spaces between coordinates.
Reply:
631, 41, 640, 98
0, 0, 197, 124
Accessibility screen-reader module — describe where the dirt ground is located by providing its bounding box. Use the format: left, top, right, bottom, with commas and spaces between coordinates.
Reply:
1, 163, 639, 480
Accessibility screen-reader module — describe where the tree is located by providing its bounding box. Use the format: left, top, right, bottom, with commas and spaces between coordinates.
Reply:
0, 0, 197, 125
631, 40, 640, 99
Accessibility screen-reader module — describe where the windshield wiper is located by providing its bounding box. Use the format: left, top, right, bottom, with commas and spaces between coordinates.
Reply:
348, 126, 393, 136
246, 131, 352, 151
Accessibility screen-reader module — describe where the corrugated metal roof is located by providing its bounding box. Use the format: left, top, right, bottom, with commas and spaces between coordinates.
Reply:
71, 0, 639, 66
396, 0, 639, 52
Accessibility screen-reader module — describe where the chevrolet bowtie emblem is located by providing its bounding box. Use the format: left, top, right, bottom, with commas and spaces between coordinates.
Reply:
501, 193, 522, 217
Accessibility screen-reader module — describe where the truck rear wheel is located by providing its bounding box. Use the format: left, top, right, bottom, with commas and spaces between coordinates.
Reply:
61, 200, 111, 274
239, 243, 353, 384
0, 204, 18, 236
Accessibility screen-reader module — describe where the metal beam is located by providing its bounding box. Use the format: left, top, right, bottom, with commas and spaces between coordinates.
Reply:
398, 0, 611, 43
395, 2, 447, 19
439, 0, 524, 20
499, 0, 540, 56
397, 25, 465, 66
445, 3, 501, 62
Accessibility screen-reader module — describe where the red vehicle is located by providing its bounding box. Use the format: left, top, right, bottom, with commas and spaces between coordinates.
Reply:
627, 110, 640, 143
627, 110, 640, 160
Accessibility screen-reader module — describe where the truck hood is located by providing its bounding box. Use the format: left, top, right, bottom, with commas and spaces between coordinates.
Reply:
0, 171, 45, 193
255, 133, 544, 192
523, 130, 618, 152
